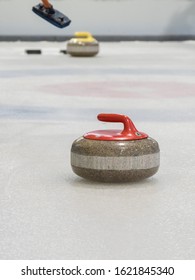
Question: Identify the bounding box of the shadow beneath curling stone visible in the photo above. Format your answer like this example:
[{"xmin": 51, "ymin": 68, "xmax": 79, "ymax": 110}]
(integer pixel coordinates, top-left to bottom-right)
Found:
[{"xmin": 71, "ymin": 176, "xmax": 159, "ymax": 190}]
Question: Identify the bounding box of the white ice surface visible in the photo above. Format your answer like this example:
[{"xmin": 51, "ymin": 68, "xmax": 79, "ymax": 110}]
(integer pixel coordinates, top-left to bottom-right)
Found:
[{"xmin": 0, "ymin": 41, "xmax": 195, "ymax": 260}]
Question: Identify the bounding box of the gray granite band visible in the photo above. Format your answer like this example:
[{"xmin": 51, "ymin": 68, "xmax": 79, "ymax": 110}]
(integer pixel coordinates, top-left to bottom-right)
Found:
[{"xmin": 71, "ymin": 152, "xmax": 160, "ymax": 170}]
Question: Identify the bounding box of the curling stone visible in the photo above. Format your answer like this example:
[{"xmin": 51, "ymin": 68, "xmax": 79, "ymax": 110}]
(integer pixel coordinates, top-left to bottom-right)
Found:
[
  {"xmin": 71, "ymin": 113, "xmax": 160, "ymax": 183},
  {"xmin": 67, "ymin": 32, "xmax": 99, "ymax": 57}
]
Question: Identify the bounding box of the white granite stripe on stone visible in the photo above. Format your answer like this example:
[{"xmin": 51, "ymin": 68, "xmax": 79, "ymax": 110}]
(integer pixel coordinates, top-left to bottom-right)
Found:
[{"xmin": 71, "ymin": 152, "xmax": 160, "ymax": 170}]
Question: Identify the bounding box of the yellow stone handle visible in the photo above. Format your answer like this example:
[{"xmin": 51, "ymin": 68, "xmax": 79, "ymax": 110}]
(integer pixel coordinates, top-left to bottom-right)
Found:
[{"xmin": 74, "ymin": 32, "xmax": 95, "ymax": 42}]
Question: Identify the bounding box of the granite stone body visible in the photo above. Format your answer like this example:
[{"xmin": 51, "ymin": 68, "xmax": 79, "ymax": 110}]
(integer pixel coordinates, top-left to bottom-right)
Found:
[
  {"xmin": 71, "ymin": 137, "xmax": 160, "ymax": 182},
  {"xmin": 67, "ymin": 41, "xmax": 99, "ymax": 57}
]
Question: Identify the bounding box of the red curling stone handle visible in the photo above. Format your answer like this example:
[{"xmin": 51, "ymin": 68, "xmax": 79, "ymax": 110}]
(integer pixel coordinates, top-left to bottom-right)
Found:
[
  {"xmin": 97, "ymin": 113, "xmax": 138, "ymax": 136},
  {"xmin": 84, "ymin": 113, "xmax": 148, "ymax": 140}
]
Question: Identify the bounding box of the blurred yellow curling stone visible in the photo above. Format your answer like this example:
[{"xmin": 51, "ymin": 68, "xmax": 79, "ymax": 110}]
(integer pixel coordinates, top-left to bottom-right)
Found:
[{"xmin": 67, "ymin": 32, "xmax": 99, "ymax": 57}]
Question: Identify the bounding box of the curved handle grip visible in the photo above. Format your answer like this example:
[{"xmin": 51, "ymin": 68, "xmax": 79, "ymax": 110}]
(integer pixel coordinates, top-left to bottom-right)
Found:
[{"xmin": 97, "ymin": 113, "xmax": 138, "ymax": 136}]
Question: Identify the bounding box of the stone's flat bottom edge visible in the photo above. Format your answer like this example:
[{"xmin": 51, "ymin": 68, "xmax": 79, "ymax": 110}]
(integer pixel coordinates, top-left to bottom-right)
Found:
[
  {"xmin": 67, "ymin": 53, "xmax": 98, "ymax": 57},
  {"xmin": 71, "ymin": 165, "xmax": 159, "ymax": 183}
]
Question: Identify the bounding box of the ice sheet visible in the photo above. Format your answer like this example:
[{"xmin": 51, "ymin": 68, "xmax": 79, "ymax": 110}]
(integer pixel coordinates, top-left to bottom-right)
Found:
[{"xmin": 0, "ymin": 41, "xmax": 195, "ymax": 259}]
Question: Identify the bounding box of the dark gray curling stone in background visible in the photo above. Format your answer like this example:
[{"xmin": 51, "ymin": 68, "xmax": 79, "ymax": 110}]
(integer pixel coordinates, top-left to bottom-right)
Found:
[{"xmin": 71, "ymin": 113, "xmax": 160, "ymax": 182}]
